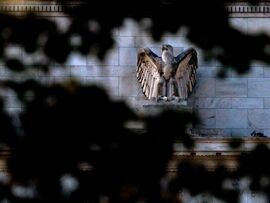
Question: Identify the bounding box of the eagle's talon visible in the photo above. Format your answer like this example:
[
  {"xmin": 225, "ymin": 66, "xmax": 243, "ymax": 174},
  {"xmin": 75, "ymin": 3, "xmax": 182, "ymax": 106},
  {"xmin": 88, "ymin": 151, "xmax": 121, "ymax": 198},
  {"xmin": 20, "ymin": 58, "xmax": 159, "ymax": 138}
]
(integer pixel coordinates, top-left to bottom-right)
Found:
[
  {"xmin": 157, "ymin": 96, "xmax": 168, "ymax": 102},
  {"xmin": 173, "ymin": 96, "xmax": 181, "ymax": 102}
]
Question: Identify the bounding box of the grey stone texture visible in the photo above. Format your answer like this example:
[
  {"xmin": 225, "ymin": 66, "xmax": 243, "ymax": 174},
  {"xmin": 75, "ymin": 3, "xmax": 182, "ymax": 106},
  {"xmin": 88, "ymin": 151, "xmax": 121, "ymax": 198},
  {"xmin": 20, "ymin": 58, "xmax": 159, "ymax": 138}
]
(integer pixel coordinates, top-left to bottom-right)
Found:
[
  {"xmin": 197, "ymin": 109, "xmax": 216, "ymax": 129},
  {"xmin": 231, "ymin": 98, "xmax": 263, "ymax": 109},
  {"xmin": 194, "ymin": 78, "xmax": 216, "ymax": 97},
  {"xmin": 2, "ymin": 18, "xmax": 270, "ymax": 137},
  {"xmin": 195, "ymin": 98, "xmax": 232, "ymax": 109},
  {"xmin": 116, "ymin": 36, "xmax": 135, "ymax": 47},
  {"xmin": 248, "ymin": 78, "xmax": 270, "ymax": 97},
  {"xmin": 216, "ymin": 109, "xmax": 248, "ymax": 129},
  {"xmin": 216, "ymin": 78, "xmax": 247, "ymax": 98},
  {"xmin": 119, "ymin": 48, "xmax": 137, "ymax": 66}
]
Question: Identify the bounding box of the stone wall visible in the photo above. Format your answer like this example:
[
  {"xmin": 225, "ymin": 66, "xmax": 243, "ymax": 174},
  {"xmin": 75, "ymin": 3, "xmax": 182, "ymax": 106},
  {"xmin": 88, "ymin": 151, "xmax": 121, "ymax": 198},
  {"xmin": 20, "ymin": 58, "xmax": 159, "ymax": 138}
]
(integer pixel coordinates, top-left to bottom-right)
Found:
[
  {"xmin": 193, "ymin": 18, "xmax": 270, "ymax": 137},
  {"xmin": 1, "ymin": 3, "xmax": 270, "ymax": 137},
  {"xmin": 48, "ymin": 16, "xmax": 270, "ymax": 137},
  {"xmin": 69, "ymin": 17, "xmax": 270, "ymax": 137}
]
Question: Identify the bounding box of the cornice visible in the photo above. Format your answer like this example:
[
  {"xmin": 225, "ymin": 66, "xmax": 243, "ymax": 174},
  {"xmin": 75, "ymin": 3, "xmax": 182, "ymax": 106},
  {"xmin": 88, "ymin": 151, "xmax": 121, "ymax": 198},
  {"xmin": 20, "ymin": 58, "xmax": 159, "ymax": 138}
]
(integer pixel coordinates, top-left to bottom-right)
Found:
[
  {"xmin": 1, "ymin": 1, "xmax": 270, "ymax": 17},
  {"xmin": 0, "ymin": 1, "xmax": 83, "ymax": 16},
  {"xmin": 173, "ymin": 137, "xmax": 270, "ymax": 159},
  {"xmin": 226, "ymin": 2, "xmax": 270, "ymax": 17}
]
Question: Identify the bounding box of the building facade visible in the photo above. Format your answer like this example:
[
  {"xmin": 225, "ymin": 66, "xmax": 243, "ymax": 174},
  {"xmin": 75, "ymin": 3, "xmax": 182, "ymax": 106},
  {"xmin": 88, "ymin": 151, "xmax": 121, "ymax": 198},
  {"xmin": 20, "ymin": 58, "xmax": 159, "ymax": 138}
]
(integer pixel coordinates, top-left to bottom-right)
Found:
[
  {"xmin": 1, "ymin": 1, "xmax": 270, "ymax": 137},
  {"xmin": 1, "ymin": 1, "xmax": 270, "ymax": 202}
]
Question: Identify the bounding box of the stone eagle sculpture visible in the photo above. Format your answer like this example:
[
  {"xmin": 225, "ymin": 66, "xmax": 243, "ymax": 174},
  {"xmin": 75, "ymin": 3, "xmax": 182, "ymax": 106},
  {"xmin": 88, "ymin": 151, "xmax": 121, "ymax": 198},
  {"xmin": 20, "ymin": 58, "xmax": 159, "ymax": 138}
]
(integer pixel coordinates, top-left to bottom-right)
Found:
[{"xmin": 136, "ymin": 44, "xmax": 198, "ymax": 102}]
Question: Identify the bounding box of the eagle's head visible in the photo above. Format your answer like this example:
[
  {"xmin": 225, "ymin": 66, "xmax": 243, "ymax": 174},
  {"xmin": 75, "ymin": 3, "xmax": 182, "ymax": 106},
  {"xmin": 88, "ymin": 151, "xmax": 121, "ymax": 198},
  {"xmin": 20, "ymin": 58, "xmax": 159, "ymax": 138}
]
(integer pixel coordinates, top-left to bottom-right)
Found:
[
  {"xmin": 162, "ymin": 44, "xmax": 173, "ymax": 54},
  {"xmin": 161, "ymin": 44, "xmax": 174, "ymax": 64}
]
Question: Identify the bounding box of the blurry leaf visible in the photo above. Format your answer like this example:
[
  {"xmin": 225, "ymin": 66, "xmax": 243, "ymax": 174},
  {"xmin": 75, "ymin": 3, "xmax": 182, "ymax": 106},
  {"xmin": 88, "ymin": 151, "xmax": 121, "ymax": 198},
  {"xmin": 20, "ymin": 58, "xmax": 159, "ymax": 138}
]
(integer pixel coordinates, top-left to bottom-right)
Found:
[
  {"xmin": 44, "ymin": 33, "xmax": 71, "ymax": 64},
  {"xmin": 5, "ymin": 58, "xmax": 24, "ymax": 72},
  {"xmin": 229, "ymin": 138, "xmax": 243, "ymax": 149}
]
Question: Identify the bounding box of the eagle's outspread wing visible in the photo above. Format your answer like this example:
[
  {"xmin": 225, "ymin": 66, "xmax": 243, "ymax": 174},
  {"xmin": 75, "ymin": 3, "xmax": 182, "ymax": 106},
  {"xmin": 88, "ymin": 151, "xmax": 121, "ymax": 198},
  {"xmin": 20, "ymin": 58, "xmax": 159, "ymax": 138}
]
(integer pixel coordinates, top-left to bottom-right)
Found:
[
  {"xmin": 175, "ymin": 48, "xmax": 198, "ymax": 99},
  {"xmin": 136, "ymin": 48, "xmax": 162, "ymax": 99}
]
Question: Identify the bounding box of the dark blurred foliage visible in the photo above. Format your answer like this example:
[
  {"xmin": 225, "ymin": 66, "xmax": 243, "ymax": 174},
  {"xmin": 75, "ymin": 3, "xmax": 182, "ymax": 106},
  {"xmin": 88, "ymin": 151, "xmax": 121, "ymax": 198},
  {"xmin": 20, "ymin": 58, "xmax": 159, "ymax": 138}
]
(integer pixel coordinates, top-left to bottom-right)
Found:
[
  {"xmin": 0, "ymin": 0, "xmax": 270, "ymax": 203},
  {"xmin": 0, "ymin": 80, "xmax": 198, "ymax": 203}
]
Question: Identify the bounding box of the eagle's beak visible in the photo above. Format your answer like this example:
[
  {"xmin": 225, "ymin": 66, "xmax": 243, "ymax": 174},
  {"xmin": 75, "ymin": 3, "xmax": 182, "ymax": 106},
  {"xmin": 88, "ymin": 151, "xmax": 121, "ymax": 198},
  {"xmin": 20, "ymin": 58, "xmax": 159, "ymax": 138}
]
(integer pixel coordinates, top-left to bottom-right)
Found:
[{"xmin": 162, "ymin": 45, "xmax": 167, "ymax": 51}]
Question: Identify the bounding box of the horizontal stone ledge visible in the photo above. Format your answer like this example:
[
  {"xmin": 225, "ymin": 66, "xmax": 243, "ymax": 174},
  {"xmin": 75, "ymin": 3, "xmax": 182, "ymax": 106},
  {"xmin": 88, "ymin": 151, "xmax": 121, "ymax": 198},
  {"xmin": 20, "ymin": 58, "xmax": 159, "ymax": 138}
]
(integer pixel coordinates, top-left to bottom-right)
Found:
[
  {"xmin": 1, "ymin": 2, "xmax": 270, "ymax": 17},
  {"xmin": 168, "ymin": 154, "xmax": 239, "ymax": 172},
  {"xmin": 227, "ymin": 4, "xmax": 270, "ymax": 13},
  {"xmin": 174, "ymin": 137, "xmax": 270, "ymax": 153},
  {"xmin": 0, "ymin": 5, "xmax": 63, "ymax": 12},
  {"xmin": 226, "ymin": 2, "xmax": 270, "ymax": 17},
  {"xmin": 169, "ymin": 137, "xmax": 270, "ymax": 172},
  {"xmin": 0, "ymin": 1, "xmax": 83, "ymax": 15}
]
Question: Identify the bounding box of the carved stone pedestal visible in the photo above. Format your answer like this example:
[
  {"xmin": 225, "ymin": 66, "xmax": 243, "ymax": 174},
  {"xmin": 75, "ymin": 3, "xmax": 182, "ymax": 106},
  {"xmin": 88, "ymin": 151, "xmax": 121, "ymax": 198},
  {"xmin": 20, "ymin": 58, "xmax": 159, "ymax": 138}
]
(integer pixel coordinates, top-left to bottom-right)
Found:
[{"xmin": 140, "ymin": 101, "xmax": 193, "ymax": 116}]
